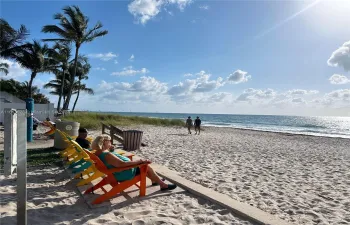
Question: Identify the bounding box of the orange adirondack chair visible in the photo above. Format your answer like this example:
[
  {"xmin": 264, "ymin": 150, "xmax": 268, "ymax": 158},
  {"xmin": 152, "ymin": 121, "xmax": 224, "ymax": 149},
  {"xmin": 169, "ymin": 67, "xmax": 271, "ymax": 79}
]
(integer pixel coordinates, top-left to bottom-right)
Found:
[{"xmin": 83, "ymin": 149, "xmax": 149, "ymax": 204}]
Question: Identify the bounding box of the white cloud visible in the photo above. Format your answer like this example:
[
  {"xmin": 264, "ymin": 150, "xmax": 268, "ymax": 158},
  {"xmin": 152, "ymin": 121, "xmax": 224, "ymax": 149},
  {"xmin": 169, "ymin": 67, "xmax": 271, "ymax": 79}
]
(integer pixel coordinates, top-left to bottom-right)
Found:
[
  {"xmin": 167, "ymin": 79, "xmax": 196, "ymax": 95},
  {"xmin": 236, "ymin": 88, "xmax": 277, "ymax": 102},
  {"xmin": 111, "ymin": 66, "xmax": 149, "ymax": 76},
  {"xmin": 96, "ymin": 77, "xmax": 168, "ymax": 103},
  {"xmin": 193, "ymin": 74, "xmax": 224, "ymax": 92},
  {"xmin": 199, "ymin": 5, "xmax": 209, "ymax": 10},
  {"xmin": 88, "ymin": 52, "xmax": 118, "ymax": 61},
  {"xmin": 227, "ymin": 70, "xmax": 251, "ymax": 84},
  {"xmin": 168, "ymin": 0, "xmax": 192, "ymax": 11},
  {"xmin": 309, "ymin": 89, "xmax": 350, "ymax": 107},
  {"xmin": 130, "ymin": 76, "xmax": 168, "ymax": 93},
  {"xmin": 329, "ymin": 74, "xmax": 350, "ymax": 85},
  {"xmin": 199, "ymin": 92, "xmax": 233, "ymax": 104},
  {"xmin": 324, "ymin": 89, "xmax": 350, "ymax": 102},
  {"xmin": 285, "ymin": 89, "xmax": 319, "ymax": 96},
  {"xmin": 128, "ymin": 0, "xmax": 192, "ymax": 24},
  {"xmin": 128, "ymin": 0, "xmax": 164, "ymax": 25},
  {"xmin": 184, "ymin": 73, "xmax": 193, "ymax": 77},
  {"xmin": 93, "ymin": 67, "xmax": 106, "ymax": 71},
  {"xmin": 0, "ymin": 58, "xmax": 28, "ymax": 79},
  {"xmin": 129, "ymin": 54, "xmax": 135, "ymax": 62},
  {"xmin": 98, "ymin": 77, "xmax": 167, "ymax": 94},
  {"xmin": 114, "ymin": 60, "xmax": 118, "ymax": 64},
  {"xmin": 291, "ymin": 97, "xmax": 306, "ymax": 104},
  {"xmin": 327, "ymin": 40, "xmax": 350, "ymax": 71},
  {"xmin": 97, "ymin": 80, "xmax": 132, "ymax": 93},
  {"xmin": 168, "ymin": 71, "xmax": 224, "ymax": 95}
]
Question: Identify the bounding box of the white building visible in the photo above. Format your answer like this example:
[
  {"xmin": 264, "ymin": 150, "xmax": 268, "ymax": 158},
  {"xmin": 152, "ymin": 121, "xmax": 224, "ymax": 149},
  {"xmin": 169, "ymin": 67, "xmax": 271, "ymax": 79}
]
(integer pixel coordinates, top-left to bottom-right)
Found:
[{"xmin": 0, "ymin": 91, "xmax": 55, "ymax": 125}]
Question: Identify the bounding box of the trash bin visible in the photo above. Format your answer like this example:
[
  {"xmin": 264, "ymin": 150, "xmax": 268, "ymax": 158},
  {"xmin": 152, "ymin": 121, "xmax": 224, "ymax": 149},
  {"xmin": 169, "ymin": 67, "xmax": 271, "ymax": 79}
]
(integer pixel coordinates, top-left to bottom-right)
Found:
[
  {"xmin": 54, "ymin": 121, "xmax": 80, "ymax": 149},
  {"xmin": 123, "ymin": 130, "xmax": 143, "ymax": 151}
]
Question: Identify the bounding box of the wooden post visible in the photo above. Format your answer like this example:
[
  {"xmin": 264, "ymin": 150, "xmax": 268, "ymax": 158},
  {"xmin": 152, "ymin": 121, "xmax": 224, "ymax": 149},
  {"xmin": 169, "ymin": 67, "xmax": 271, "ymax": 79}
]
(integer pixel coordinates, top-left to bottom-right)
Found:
[
  {"xmin": 102, "ymin": 123, "xmax": 105, "ymax": 134},
  {"xmin": 110, "ymin": 126, "xmax": 114, "ymax": 145},
  {"xmin": 17, "ymin": 109, "xmax": 27, "ymax": 225}
]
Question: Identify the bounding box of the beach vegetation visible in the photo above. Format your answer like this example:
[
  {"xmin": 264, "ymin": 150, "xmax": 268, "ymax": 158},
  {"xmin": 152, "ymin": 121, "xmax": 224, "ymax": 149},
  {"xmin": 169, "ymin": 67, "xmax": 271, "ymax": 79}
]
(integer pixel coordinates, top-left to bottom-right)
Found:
[{"xmin": 62, "ymin": 112, "xmax": 185, "ymax": 129}]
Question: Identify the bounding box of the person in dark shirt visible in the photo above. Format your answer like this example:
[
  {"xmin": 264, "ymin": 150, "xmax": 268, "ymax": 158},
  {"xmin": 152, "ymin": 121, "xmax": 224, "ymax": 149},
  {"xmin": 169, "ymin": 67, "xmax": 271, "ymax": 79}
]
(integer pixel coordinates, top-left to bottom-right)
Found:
[
  {"xmin": 76, "ymin": 128, "xmax": 91, "ymax": 149},
  {"xmin": 186, "ymin": 116, "xmax": 193, "ymax": 134},
  {"xmin": 194, "ymin": 116, "xmax": 201, "ymax": 135}
]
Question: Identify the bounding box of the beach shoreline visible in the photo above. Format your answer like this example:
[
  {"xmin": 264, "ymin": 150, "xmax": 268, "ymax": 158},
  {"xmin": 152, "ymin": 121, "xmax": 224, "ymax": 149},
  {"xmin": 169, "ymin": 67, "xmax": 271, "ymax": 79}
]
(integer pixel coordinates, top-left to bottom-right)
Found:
[{"xmin": 199, "ymin": 125, "xmax": 350, "ymax": 140}]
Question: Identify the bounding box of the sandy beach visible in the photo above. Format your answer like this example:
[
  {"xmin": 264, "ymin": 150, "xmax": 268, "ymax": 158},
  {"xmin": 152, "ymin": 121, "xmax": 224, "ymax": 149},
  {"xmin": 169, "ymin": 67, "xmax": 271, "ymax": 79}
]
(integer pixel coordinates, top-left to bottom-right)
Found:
[
  {"xmin": 0, "ymin": 126, "xmax": 254, "ymax": 225},
  {"xmin": 0, "ymin": 166, "xmax": 254, "ymax": 225},
  {"xmin": 106, "ymin": 125, "xmax": 350, "ymax": 225},
  {"xmin": 1, "ymin": 125, "xmax": 349, "ymax": 225}
]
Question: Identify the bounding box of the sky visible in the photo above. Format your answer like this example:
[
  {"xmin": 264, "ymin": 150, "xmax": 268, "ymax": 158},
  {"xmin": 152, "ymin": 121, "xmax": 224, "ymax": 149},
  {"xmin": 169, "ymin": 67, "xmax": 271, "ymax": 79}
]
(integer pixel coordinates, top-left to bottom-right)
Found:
[{"xmin": 1, "ymin": 0, "xmax": 350, "ymax": 116}]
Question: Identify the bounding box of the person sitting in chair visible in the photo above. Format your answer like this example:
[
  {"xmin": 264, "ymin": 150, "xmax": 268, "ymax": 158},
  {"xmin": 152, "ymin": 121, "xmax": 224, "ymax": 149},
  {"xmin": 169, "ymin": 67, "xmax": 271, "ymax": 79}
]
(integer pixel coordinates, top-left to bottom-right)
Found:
[
  {"xmin": 91, "ymin": 135, "xmax": 177, "ymax": 191},
  {"xmin": 76, "ymin": 128, "xmax": 91, "ymax": 149}
]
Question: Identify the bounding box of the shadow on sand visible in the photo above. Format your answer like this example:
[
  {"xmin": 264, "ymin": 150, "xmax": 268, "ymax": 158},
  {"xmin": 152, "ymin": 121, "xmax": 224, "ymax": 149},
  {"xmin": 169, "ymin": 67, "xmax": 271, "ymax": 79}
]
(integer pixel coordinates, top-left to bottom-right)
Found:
[{"xmin": 1, "ymin": 165, "xmax": 190, "ymax": 225}]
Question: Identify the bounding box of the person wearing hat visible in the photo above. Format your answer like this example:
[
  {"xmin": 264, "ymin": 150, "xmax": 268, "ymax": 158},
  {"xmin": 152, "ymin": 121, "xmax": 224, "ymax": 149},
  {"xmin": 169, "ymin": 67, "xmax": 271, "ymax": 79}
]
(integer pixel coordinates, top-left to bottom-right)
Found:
[
  {"xmin": 186, "ymin": 116, "xmax": 193, "ymax": 134},
  {"xmin": 194, "ymin": 116, "xmax": 201, "ymax": 135},
  {"xmin": 76, "ymin": 128, "xmax": 91, "ymax": 149}
]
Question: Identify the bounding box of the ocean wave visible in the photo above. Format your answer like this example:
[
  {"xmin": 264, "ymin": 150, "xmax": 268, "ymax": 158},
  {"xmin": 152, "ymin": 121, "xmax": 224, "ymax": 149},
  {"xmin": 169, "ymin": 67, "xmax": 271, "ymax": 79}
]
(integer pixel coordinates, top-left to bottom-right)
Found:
[{"xmin": 202, "ymin": 123, "xmax": 350, "ymax": 139}]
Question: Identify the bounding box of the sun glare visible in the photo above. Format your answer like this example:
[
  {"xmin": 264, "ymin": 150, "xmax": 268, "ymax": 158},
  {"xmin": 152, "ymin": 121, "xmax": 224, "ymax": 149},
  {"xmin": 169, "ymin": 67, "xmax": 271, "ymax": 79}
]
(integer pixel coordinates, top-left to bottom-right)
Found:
[{"xmin": 302, "ymin": 0, "xmax": 350, "ymax": 35}]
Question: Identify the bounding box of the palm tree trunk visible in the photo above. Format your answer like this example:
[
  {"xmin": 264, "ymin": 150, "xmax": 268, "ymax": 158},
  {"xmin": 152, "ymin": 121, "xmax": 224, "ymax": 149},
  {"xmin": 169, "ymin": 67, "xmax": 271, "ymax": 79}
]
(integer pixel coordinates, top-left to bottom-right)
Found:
[
  {"xmin": 63, "ymin": 45, "xmax": 79, "ymax": 110},
  {"xmin": 28, "ymin": 72, "xmax": 36, "ymax": 98},
  {"xmin": 57, "ymin": 68, "xmax": 65, "ymax": 112},
  {"xmin": 71, "ymin": 78, "xmax": 81, "ymax": 113}
]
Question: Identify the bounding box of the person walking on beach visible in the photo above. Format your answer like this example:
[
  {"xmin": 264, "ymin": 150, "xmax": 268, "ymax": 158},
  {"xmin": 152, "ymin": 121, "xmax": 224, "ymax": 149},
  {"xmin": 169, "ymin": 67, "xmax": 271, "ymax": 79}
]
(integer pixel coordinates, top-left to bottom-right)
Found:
[
  {"xmin": 194, "ymin": 116, "xmax": 201, "ymax": 135},
  {"xmin": 186, "ymin": 116, "xmax": 193, "ymax": 134}
]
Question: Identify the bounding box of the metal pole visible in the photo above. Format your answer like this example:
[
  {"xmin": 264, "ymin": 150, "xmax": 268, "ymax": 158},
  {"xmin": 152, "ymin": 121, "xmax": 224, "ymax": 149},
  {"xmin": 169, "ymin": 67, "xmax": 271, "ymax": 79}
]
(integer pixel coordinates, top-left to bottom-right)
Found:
[
  {"xmin": 26, "ymin": 98, "xmax": 34, "ymax": 142},
  {"xmin": 17, "ymin": 109, "xmax": 27, "ymax": 225}
]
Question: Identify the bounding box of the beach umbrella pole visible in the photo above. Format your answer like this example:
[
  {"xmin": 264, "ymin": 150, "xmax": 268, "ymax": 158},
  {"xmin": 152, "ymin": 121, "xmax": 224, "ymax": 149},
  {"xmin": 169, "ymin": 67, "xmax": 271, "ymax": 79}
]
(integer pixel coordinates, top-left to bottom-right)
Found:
[{"xmin": 26, "ymin": 98, "xmax": 34, "ymax": 142}]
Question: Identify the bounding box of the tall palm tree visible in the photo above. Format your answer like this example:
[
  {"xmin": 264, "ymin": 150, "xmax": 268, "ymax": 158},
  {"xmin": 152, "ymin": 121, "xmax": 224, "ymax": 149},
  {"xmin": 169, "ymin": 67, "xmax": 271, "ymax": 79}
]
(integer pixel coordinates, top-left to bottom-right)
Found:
[
  {"xmin": 0, "ymin": 62, "xmax": 9, "ymax": 75},
  {"xmin": 14, "ymin": 40, "xmax": 56, "ymax": 98},
  {"xmin": 50, "ymin": 42, "xmax": 72, "ymax": 112},
  {"xmin": 71, "ymin": 56, "xmax": 91, "ymax": 112},
  {"xmin": 42, "ymin": 5, "xmax": 108, "ymax": 110},
  {"xmin": 0, "ymin": 18, "xmax": 29, "ymax": 59}
]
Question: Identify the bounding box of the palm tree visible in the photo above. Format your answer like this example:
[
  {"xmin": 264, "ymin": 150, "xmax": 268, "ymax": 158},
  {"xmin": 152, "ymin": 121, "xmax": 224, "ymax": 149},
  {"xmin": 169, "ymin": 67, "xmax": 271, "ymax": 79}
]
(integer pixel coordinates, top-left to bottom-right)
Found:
[
  {"xmin": 0, "ymin": 79, "xmax": 50, "ymax": 103},
  {"xmin": 71, "ymin": 56, "xmax": 91, "ymax": 112},
  {"xmin": 44, "ymin": 70, "xmax": 93, "ymax": 108},
  {"xmin": 0, "ymin": 78, "xmax": 19, "ymax": 94},
  {"xmin": 50, "ymin": 42, "xmax": 72, "ymax": 112},
  {"xmin": 44, "ymin": 73, "xmax": 71, "ymax": 103},
  {"xmin": 0, "ymin": 18, "xmax": 29, "ymax": 59},
  {"xmin": 13, "ymin": 40, "xmax": 56, "ymax": 98},
  {"xmin": 0, "ymin": 62, "xmax": 9, "ymax": 75},
  {"xmin": 42, "ymin": 5, "xmax": 108, "ymax": 111}
]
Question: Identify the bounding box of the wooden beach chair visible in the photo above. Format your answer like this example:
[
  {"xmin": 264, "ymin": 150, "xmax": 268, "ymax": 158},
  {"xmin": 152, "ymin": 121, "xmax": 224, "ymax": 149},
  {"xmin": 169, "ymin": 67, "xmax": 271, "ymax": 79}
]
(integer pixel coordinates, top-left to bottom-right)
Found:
[
  {"xmin": 68, "ymin": 140, "xmax": 105, "ymax": 186},
  {"xmin": 83, "ymin": 149, "xmax": 149, "ymax": 204},
  {"xmin": 43, "ymin": 120, "xmax": 56, "ymax": 137},
  {"xmin": 56, "ymin": 130, "xmax": 79, "ymax": 161}
]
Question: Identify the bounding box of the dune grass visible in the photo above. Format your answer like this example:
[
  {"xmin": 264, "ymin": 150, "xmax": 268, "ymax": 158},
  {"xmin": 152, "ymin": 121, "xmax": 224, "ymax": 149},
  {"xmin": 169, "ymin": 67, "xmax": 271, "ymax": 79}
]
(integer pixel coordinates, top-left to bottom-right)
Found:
[{"xmin": 61, "ymin": 112, "xmax": 185, "ymax": 129}]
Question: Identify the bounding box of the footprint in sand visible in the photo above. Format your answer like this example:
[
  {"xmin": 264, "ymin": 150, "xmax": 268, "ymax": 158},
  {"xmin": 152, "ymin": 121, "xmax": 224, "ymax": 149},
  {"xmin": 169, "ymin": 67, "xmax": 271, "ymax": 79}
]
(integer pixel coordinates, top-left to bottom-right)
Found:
[{"xmin": 131, "ymin": 220, "xmax": 146, "ymax": 225}]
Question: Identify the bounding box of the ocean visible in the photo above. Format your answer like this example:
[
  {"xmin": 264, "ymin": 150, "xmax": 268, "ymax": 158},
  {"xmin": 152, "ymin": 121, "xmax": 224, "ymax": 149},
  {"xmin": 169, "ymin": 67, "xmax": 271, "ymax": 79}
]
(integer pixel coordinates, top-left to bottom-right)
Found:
[{"xmin": 103, "ymin": 112, "xmax": 350, "ymax": 139}]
